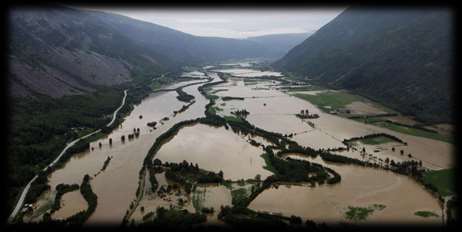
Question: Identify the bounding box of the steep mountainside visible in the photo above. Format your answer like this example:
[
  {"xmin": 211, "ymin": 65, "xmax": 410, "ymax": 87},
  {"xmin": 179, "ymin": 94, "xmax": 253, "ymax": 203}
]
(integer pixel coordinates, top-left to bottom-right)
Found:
[
  {"xmin": 8, "ymin": 6, "xmax": 277, "ymax": 98},
  {"xmin": 247, "ymin": 33, "xmax": 311, "ymax": 59},
  {"xmin": 274, "ymin": 8, "xmax": 453, "ymax": 123}
]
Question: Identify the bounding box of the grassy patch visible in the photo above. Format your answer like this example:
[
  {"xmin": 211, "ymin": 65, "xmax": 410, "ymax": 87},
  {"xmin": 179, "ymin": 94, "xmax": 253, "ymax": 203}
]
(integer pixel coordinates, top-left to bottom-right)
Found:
[
  {"xmin": 281, "ymin": 85, "xmax": 325, "ymax": 92},
  {"xmin": 373, "ymin": 121, "xmax": 451, "ymax": 143},
  {"xmin": 352, "ymin": 117, "xmax": 387, "ymax": 124},
  {"xmin": 414, "ymin": 211, "xmax": 439, "ymax": 218},
  {"xmin": 222, "ymin": 181, "xmax": 260, "ymax": 208},
  {"xmin": 422, "ymin": 168, "xmax": 454, "ymax": 197},
  {"xmin": 358, "ymin": 135, "xmax": 396, "ymax": 145},
  {"xmin": 292, "ymin": 91, "xmax": 363, "ymax": 111},
  {"xmin": 150, "ymin": 82, "xmax": 162, "ymax": 91},
  {"xmin": 344, "ymin": 204, "xmax": 386, "ymax": 222}
]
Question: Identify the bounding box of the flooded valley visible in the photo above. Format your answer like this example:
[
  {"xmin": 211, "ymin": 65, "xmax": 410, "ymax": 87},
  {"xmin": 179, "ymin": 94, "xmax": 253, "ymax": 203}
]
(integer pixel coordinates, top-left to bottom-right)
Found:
[{"xmin": 20, "ymin": 63, "xmax": 453, "ymax": 226}]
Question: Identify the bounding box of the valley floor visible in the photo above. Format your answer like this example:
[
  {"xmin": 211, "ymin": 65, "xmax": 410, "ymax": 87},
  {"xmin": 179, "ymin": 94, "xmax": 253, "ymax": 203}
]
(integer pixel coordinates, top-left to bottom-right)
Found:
[{"xmin": 12, "ymin": 62, "xmax": 455, "ymax": 227}]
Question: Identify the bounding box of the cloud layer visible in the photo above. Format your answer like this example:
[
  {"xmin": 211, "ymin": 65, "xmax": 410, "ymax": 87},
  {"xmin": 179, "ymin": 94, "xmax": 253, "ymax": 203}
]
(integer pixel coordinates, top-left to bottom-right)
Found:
[{"xmin": 83, "ymin": 8, "xmax": 345, "ymax": 38}]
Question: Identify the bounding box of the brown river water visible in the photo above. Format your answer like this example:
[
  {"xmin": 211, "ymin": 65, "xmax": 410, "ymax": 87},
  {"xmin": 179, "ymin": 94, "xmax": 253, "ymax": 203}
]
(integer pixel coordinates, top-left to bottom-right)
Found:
[
  {"xmin": 33, "ymin": 75, "xmax": 221, "ymax": 224},
  {"xmin": 212, "ymin": 78, "xmax": 453, "ymax": 170},
  {"xmin": 248, "ymin": 154, "xmax": 442, "ymax": 224},
  {"xmin": 154, "ymin": 123, "xmax": 273, "ymax": 181},
  {"xmin": 23, "ymin": 67, "xmax": 451, "ymax": 225}
]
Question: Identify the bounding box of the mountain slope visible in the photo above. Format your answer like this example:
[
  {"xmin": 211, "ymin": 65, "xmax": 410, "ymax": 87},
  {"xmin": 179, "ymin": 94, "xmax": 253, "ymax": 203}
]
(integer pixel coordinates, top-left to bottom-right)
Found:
[
  {"xmin": 247, "ymin": 33, "xmax": 311, "ymax": 59},
  {"xmin": 8, "ymin": 6, "xmax": 274, "ymax": 98},
  {"xmin": 274, "ymin": 8, "xmax": 453, "ymax": 123}
]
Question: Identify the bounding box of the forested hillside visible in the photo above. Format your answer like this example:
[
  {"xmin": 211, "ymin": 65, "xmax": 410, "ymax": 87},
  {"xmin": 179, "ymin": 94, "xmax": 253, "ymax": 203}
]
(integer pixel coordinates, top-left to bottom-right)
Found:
[{"xmin": 275, "ymin": 8, "xmax": 453, "ymax": 123}]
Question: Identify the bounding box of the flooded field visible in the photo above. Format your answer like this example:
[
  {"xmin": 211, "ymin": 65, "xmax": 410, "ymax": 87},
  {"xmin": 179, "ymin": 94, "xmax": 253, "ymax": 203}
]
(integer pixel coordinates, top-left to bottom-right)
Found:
[
  {"xmin": 130, "ymin": 172, "xmax": 232, "ymax": 224},
  {"xmin": 220, "ymin": 62, "xmax": 253, "ymax": 67},
  {"xmin": 51, "ymin": 190, "xmax": 88, "ymax": 220},
  {"xmin": 181, "ymin": 71, "xmax": 208, "ymax": 79},
  {"xmin": 191, "ymin": 184, "xmax": 232, "ymax": 223},
  {"xmin": 211, "ymin": 77, "xmax": 453, "ymax": 170},
  {"xmin": 154, "ymin": 124, "xmax": 273, "ymax": 180},
  {"xmin": 29, "ymin": 77, "xmax": 220, "ymax": 223},
  {"xmin": 249, "ymin": 154, "xmax": 442, "ymax": 224},
  {"xmin": 130, "ymin": 171, "xmax": 196, "ymax": 224},
  {"xmin": 212, "ymin": 68, "xmax": 283, "ymax": 77},
  {"xmin": 20, "ymin": 64, "xmax": 452, "ymax": 226}
]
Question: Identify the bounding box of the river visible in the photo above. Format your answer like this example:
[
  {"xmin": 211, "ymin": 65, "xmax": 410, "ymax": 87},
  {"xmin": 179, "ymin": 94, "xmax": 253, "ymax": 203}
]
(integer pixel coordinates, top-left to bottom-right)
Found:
[{"xmin": 19, "ymin": 65, "xmax": 452, "ymax": 225}]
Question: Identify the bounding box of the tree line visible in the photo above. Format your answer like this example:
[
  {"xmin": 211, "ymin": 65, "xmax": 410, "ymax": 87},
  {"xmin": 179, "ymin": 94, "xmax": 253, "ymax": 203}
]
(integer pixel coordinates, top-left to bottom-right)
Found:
[{"xmin": 42, "ymin": 174, "xmax": 97, "ymax": 225}]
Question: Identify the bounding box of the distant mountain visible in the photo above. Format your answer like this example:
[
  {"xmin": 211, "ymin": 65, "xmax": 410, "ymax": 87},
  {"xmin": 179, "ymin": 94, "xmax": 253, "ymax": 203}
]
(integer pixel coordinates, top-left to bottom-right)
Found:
[
  {"xmin": 8, "ymin": 6, "xmax": 283, "ymax": 98},
  {"xmin": 274, "ymin": 8, "xmax": 453, "ymax": 123},
  {"xmin": 247, "ymin": 33, "xmax": 311, "ymax": 59}
]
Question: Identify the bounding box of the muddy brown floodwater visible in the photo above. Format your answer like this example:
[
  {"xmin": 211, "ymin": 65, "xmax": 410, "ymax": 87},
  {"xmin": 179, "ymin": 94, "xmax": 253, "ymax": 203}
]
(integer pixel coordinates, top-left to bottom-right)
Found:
[
  {"xmin": 131, "ymin": 172, "xmax": 232, "ymax": 224},
  {"xmin": 30, "ymin": 76, "xmax": 221, "ymax": 224},
  {"xmin": 23, "ymin": 65, "xmax": 452, "ymax": 226},
  {"xmin": 192, "ymin": 184, "xmax": 232, "ymax": 224},
  {"xmin": 249, "ymin": 154, "xmax": 443, "ymax": 224},
  {"xmin": 212, "ymin": 68, "xmax": 283, "ymax": 77},
  {"xmin": 154, "ymin": 123, "xmax": 273, "ymax": 181},
  {"xmin": 51, "ymin": 190, "xmax": 88, "ymax": 220},
  {"xmin": 212, "ymin": 77, "xmax": 453, "ymax": 170}
]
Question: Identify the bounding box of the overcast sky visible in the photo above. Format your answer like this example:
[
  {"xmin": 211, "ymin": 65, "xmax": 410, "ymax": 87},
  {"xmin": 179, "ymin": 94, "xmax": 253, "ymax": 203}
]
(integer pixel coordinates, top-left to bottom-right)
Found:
[{"xmin": 84, "ymin": 8, "xmax": 345, "ymax": 38}]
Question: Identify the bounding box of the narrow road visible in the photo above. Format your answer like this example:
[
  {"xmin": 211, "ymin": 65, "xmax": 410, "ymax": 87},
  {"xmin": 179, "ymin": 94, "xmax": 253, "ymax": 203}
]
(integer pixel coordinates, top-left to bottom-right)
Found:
[
  {"xmin": 107, "ymin": 90, "xmax": 128, "ymax": 127},
  {"xmin": 8, "ymin": 89, "xmax": 128, "ymax": 223},
  {"xmin": 442, "ymin": 195, "xmax": 453, "ymax": 225}
]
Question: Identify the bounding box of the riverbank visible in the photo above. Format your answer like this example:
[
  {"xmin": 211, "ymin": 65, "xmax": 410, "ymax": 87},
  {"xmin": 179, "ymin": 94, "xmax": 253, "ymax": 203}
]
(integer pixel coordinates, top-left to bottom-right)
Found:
[
  {"xmin": 19, "ymin": 76, "xmax": 218, "ymax": 224},
  {"xmin": 8, "ymin": 72, "xmax": 193, "ymax": 223},
  {"xmin": 9, "ymin": 88, "xmax": 129, "ymax": 222},
  {"xmin": 11, "ymin": 63, "xmax": 453, "ymax": 227},
  {"xmin": 8, "ymin": 87, "xmax": 128, "ymax": 220},
  {"xmin": 127, "ymin": 67, "xmax": 451, "ymax": 227}
]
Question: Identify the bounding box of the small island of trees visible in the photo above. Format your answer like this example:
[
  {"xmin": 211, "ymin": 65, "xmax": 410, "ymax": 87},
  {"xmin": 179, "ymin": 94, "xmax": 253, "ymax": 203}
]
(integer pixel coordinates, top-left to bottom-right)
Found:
[{"xmin": 295, "ymin": 109, "xmax": 319, "ymax": 119}]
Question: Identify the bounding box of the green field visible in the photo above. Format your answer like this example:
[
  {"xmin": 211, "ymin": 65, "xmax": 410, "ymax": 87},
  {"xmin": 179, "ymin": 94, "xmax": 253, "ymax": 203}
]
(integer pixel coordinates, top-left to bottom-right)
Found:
[
  {"xmin": 281, "ymin": 85, "xmax": 325, "ymax": 92},
  {"xmin": 149, "ymin": 82, "xmax": 162, "ymax": 91},
  {"xmin": 358, "ymin": 136, "xmax": 397, "ymax": 145},
  {"xmin": 422, "ymin": 168, "xmax": 454, "ymax": 197},
  {"xmin": 373, "ymin": 121, "xmax": 452, "ymax": 143},
  {"xmin": 352, "ymin": 117, "xmax": 388, "ymax": 124},
  {"xmin": 291, "ymin": 91, "xmax": 364, "ymax": 111},
  {"xmin": 292, "ymin": 88, "xmax": 452, "ymax": 144}
]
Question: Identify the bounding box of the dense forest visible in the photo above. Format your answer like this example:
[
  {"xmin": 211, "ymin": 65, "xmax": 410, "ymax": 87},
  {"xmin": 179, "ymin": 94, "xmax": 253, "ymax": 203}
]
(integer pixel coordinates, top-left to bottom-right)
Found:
[{"xmin": 275, "ymin": 8, "xmax": 453, "ymax": 123}]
